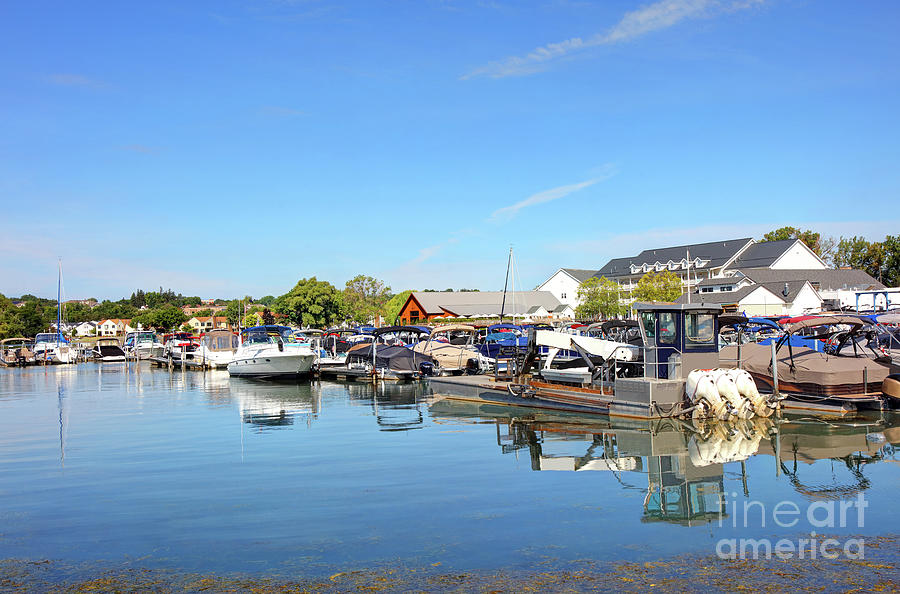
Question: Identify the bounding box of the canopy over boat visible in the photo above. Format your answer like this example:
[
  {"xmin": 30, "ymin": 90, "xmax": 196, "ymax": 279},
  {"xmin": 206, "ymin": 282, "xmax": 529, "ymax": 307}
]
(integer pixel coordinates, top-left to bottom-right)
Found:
[
  {"xmin": 373, "ymin": 325, "xmax": 431, "ymax": 336},
  {"xmin": 347, "ymin": 344, "xmax": 434, "ymax": 373},
  {"xmin": 599, "ymin": 320, "xmax": 639, "ymax": 333},
  {"xmin": 488, "ymin": 323, "xmax": 521, "ymax": 332},
  {"xmin": 431, "ymin": 324, "xmax": 476, "ymax": 334},
  {"xmin": 203, "ymin": 329, "xmax": 238, "ymax": 351},
  {"xmin": 784, "ymin": 315, "xmax": 865, "ymax": 334}
]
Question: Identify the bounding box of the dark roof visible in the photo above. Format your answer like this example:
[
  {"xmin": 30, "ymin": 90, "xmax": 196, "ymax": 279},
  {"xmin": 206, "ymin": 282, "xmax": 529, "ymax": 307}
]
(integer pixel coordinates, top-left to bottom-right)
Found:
[
  {"xmin": 737, "ymin": 268, "xmax": 884, "ymax": 291},
  {"xmin": 729, "ymin": 239, "xmax": 799, "ymax": 269},
  {"xmin": 678, "ymin": 280, "xmax": 817, "ymax": 305},
  {"xmin": 594, "ymin": 257, "xmax": 636, "ymax": 278},
  {"xmin": 595, "ymin": 238, "xmax": 752, "ymax": 278},
  {"xmin": 676, "ymin": 285, "xmax": 776, "ymax": 305},
  {"xmin": 561, "ymin": 268, "xmax": 597, "ymax": 283}
]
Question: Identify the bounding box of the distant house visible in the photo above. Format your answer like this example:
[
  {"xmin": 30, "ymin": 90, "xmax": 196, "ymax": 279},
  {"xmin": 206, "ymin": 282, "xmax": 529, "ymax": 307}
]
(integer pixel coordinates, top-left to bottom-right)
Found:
[
  {"xmin": 536, "ymin": 268, "xmax": 597, "ymax": 309},
  {"xmin": 397, "ymin": 291, "xmax": 571, "ymax": 324},
  {"xmin": 97, "ymin": 319, "xmax": 133, "ymax": 336},
  {"xmin": 187, "ymin": 316, "xmax": 232, "ymax": 333},
  {"xmin": 65, "ymin": 299, "xmax": 98, "ymax": 307},
  {"xmin": 74, "ymin": 321, "xmax": 98, "ymax": 337},
  {"xmin": 182, "ymin": 305, "xmax": 226, "ymax": 316}
]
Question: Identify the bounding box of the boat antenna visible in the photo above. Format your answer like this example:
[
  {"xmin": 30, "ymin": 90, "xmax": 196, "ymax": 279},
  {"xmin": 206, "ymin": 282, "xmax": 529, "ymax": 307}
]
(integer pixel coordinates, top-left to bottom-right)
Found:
[{"xmin": 500, "ymin": 246, "xmax": 512, "ymax": 322}]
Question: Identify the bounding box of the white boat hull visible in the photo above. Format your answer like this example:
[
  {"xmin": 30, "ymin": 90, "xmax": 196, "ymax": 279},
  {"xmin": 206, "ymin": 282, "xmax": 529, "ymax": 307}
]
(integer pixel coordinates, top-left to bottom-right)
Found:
[
  {"xmin": 33, "ymin": 344, "xmax": 76, "ymax": 364},
  {"xmin": 228, "ymin": 346, "xmax": 315, "ymax": 378}
]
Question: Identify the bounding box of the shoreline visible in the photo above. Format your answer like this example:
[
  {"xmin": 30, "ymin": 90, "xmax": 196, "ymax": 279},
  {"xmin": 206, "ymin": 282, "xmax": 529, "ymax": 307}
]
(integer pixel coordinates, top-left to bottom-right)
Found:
[{"xmin": 2, "ymin": 536, "xmax": 897, "ymax": 592}]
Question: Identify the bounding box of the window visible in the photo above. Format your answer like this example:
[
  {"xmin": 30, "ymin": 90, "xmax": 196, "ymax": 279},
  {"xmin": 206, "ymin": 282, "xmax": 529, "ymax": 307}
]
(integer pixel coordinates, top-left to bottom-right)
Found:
[
  {"xmin": 409, "ymin": 310, "xmax": 419, "ymax": 323},
  {"xmin": 560, "ymin": 292, "xmax": 567, "ymax": 300},
  {"xmin": 701, "ymin": 287, "xmax": 714, "ymax": 293},
  {"xmin": 658, "ymin": 313, "xmax": 677, "ymax": 344},
  {"xmin": 641, "ymin": 312, "xmax": 656, "ymax": 341},
  {"xmin": 721, "ymin": 286, "xmax": 732, "ymax": 292},
  {"xmin": 685, "ymin": 313, "xmax": 715, "ymax": 347}
]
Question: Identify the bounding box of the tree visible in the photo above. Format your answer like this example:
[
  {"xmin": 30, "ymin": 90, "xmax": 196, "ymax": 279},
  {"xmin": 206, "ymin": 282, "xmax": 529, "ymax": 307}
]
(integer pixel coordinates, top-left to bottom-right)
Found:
[
  {"xmin": 258, "ymin": 295, "xmax": 276, "ymax": 306},
  {"xmin": 761, "ymin": 226, "xmax": 834, "ymax": 262},
  {"xmin": 833, "ymin": 236, "xmax": 885, "ymax": 282},
  {"xmin": 881, "ymin": 235, "xmax": 900, "ymax": 287},
  {"xmin": 261, "ymin": 308, "xmax": 275, "ymax": 325},
  {"xmin": 575, "ymin": 277, "xmax": 626, "ymax": 320},
  {"xmin": 382, "ymin": 290, "xmax": 413, "ymax": 325},
  {"xmin": 343, "ymin": 275, "xmax": 390, "ymax": 324},
  {"xmin": 275, "ymin": 278, "xmax": 342, "ymax": 328},
  {"xmin": 632, "ymin": 271, "xmax": 683, "ymax": 303},
  {"xmin": 192, "ymin": 308, "xmax": 213, "ymax": 318},
  {"xmin": 224, "ymin": 300, "xmax": 244, "ymax": 327}
]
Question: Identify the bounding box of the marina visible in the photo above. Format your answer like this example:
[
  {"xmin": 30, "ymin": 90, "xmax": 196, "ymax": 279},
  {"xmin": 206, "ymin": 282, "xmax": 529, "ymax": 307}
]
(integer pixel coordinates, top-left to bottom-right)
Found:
[{"xmin": 0, "ymin": 363, "xmax": 897, "ymax": 586}]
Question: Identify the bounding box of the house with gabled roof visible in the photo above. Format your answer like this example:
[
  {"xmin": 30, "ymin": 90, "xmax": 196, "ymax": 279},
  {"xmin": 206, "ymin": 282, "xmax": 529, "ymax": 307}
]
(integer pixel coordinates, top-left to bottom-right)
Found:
[
  {"xmin": 536, "ymin": 268, "xmax": 598, "ymax": 308},
  {"xmin": 677, "ymin": 267, "xmax": 882, "ymax": 315},
  {"xmin": 97, "ymin": 319, "xmax": 133, "ymax": 336},
  {"xmin": 397, "ymin": 291, "xmax": 572, "ymax": 324}
]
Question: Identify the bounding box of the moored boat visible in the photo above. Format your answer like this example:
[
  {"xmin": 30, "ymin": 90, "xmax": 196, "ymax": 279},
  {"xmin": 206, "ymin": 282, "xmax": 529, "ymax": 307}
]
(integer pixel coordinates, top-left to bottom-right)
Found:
[{"xmin": 228, "ymin": 325, "xmax": 315, "ymax": 379}]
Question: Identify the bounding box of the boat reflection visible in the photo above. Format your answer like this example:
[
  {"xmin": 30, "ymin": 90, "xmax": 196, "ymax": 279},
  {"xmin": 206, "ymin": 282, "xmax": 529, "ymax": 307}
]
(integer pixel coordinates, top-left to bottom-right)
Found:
[
  {"xmin": 428, "ymin": 399, "xmax": 898, "ymax": 526},
  {"xmin": 341, "ymin": 380, "xmax": 428, "ymax": 432},
  {"xmin": 235, "ymin": 380, "xmax": 321, "ymax": 430}
]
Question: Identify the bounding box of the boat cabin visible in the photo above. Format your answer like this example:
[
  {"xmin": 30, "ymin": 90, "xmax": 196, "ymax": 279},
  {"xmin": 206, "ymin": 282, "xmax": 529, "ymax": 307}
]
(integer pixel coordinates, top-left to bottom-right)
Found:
[{"xmin": 635, "ymin": 303, "xmax": 722, "ymax": 380}]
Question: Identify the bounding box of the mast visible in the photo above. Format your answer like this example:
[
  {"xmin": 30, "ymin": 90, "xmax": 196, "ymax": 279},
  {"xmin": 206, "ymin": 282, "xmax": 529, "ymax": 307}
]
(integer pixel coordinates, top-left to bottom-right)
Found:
[
  {"xmin": 57, "ymin": 259, "xmax": 62, "ymax": 346},
  {"xmin": 499, "ymin": 246, "xmax": 512, "ymax": 322}
]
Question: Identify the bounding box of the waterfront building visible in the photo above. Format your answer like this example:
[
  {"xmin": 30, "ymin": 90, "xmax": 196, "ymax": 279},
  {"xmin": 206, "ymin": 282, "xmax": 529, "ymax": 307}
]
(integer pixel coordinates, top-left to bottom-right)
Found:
[
  {"xmin": 97, "ymin": 318, "xmax": 133, "ymax": 336},
  {"xmin": 187, "ymin": 316, "xmax": 232, "ymax": 333},
  {"xmin": 536, "ymin": 268, "xmax": 598, "ymax": 309},
  {"xmin": 397, "ymin": 291, "xmax": 573, "ymax": 325}
]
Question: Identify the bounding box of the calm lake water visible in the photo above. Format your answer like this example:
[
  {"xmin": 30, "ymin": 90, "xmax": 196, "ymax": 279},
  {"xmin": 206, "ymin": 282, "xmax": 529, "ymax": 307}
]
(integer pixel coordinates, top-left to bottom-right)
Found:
[{"xmin": 1, "ymin": 364, "xmax": 898, "ymax": 578}]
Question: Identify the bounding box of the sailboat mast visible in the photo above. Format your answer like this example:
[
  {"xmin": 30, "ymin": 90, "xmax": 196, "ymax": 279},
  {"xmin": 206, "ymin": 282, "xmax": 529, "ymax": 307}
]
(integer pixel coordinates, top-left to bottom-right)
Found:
[
  {"xmin": 57, "ymin": 259, "xmax": 62, "ymax": 345},
  {"xmin": 499, "ymin": 246, "xmax": 512, "ymax": 322}
]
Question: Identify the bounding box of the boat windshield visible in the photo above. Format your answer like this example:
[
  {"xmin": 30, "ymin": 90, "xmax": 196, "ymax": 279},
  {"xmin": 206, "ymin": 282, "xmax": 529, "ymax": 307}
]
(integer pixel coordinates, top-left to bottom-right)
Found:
[
  {"xmin": 34, "ymin": 333, "xmax": 67, "ymax": 344},
  {"xmin": 243, "ymin": 328, "xmax": 297, "ymax": 345}
]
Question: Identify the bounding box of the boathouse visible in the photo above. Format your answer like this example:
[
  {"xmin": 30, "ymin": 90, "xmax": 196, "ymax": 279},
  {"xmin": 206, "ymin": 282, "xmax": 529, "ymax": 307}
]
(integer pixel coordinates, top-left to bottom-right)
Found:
[{"xmin": 397, "ymin": 291, "xmax": 572, "ymax": 324}]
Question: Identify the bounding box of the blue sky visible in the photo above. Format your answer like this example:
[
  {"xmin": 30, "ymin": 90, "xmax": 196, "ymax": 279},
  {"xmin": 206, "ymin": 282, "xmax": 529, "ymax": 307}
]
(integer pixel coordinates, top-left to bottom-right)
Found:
[{"xmin": 2, "ymin": 0, "xmax": 898, "ymax": 300}]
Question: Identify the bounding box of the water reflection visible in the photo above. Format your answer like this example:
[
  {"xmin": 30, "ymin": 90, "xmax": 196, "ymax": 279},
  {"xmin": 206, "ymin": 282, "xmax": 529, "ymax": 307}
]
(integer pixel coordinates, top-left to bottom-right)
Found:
[
  {"xmin": 342, "ymin": 381, "xmax": 428, "ymax": 432},
  {"xmin": 236, "ymin": 380, "xmax": 320, "ymax": 430},
  {"xmin": 428, "ymin": 399, "xmax": 898, "ymax": 526}
]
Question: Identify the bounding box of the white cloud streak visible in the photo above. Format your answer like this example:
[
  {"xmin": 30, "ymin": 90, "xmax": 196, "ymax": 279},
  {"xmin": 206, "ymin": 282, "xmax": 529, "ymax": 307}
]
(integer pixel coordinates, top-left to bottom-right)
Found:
[
  {"xmin": 490, "ymin": 165, "xmax": 616, "ymax": 222},
  {"xmin": 462, "ymin": 0, "xmax": 763, "ymax": 79}
]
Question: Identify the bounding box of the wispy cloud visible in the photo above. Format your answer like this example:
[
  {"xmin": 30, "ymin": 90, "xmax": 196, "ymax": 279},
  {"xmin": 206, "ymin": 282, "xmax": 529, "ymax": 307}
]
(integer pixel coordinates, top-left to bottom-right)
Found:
[
  {"xmin": 462, "ymin": 0, "xmax": 764, "ymax": 79},
  {"xmin": 43, "ymin": 73, "xmax": 107, "ymax": 88},
  {"xmin": 490, "ymin": 165, "xmax": 616, "ymax": 222}
]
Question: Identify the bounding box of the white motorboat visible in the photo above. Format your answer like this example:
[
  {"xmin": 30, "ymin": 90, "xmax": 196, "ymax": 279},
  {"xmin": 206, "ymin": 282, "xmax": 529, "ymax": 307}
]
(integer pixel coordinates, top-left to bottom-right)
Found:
[
  {"xmin": 123, "ymin": 330, "xmax": 159, "ymax": 359},
  {"xmin": 92, "ymin": 337, "xmax": 127, "ymax": 362},
  {"xmin": 33, "ymin": 332, "xmax": 76, "ymax": 364},
  {"xmin": 196, "ymin": 329, "xmax": 239, "ymax": 368},
  {"xmin": 228, "ymin": 325, "xmax": 316, "ymax": 378}
]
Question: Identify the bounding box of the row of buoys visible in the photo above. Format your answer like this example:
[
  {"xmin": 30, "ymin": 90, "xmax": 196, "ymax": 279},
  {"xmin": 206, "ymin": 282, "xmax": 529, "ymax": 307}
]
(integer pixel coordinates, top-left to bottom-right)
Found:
[{"xmin": 685, "ymin": 368, "xmax": 775, "ymax": 421}]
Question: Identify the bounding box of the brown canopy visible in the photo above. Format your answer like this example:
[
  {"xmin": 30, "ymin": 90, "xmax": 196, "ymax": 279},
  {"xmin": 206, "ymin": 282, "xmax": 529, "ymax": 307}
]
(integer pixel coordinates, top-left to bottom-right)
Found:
[{"xmin": 785, "ymin": 315, "xmax": 864, "ymax": 334}]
